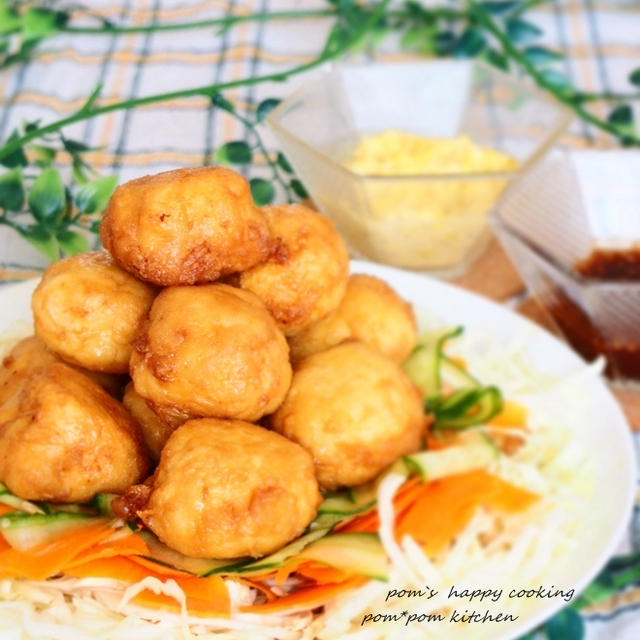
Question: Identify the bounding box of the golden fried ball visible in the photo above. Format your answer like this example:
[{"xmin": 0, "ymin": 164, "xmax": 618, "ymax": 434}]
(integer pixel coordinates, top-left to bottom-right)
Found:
[
  {"xmin": 237, "ymin": 203, "xmax": 349, "ymax": 336},
  {"xmin": 0, "ymin": 363, "xmax": 150, "ymax": 502},
  {"xmin": 289, "ymin": 274, "xmax": 417, "ymax": 363},
  {"xmin": 138, "ymin": 419, "xmax": 321, "ymax": 558},
  {"xmin": 130, "ymin": 284, "xmax": 292, "ymax": 421},
  {"xmin": 31, "ymin": 252, "xmax": 156, "ymax": 374},
  {"xmin": 101, "ymin": 167, "xmax": 271, "ymax": 286},
  {"xmin": 271, "ymin": 341, "xmax": 424, "ymax": 490},
  {"xmin": 123, "ymin": 382, "xmax": 184, "ymax": 460},
  {"xmin": 0, "ymin": 336, "xmax": 124, "ymax": 401}
]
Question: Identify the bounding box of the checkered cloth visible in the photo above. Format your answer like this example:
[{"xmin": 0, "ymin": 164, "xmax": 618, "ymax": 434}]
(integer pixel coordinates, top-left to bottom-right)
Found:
[
  {"xmin": 1, "ymin": 1, "xmax": 640, "ymax": 637},
  {"xmin": 1, "ymin": 0, "xmax": 639, "ymax": 280}
]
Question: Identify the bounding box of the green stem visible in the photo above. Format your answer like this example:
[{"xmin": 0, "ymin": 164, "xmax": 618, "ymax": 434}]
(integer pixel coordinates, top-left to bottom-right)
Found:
[
  {"xmin": 233, "ymin": 110, "xmax": 292, "ymax": 198},
  {"xmin": 576, "ymin": 91, "xmax": 640, "ymax": 104},
  {"xmin": 61, "ymin": 5, "xmax": 469, "ymax": 36},
  {"xmin": 0, "ymin": 0, "xmax": 390, "ymax": 163},
  {"xmin": 0, "ymin": 214, "xmax": 25, "ymax": 233},
  {"xmin": 387, "ymin": 7, "xmax": 467, "ymax": 21},
  {"xmin": 61, "ymin": 8, "xmax": 336, "ymax": 35},
  {"xmin": 473, "ymin": 5, "xmax": 640, "ymax": 145}
]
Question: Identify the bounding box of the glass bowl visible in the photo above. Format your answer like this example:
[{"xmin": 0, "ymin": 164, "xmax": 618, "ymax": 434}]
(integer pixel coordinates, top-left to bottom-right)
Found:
[
  {"xmin": 267, "ymin": 60, "xmax": 571, "ymax": 276},
  {"xmin": 491, "ymin": 150, "xmax": 640, "ymax": 383}
]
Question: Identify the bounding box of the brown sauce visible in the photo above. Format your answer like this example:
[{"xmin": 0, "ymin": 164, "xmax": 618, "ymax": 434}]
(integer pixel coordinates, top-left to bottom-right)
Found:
[
  {"xmin": 547, "ymin": 287, "xmax": 640, "ymax": 379},
  {"xmin": 545, "ymin": 247, "xmax": 640, "ymax": 380},
  {"xmin": 575, "ymin": 247, "xmax": 640, "ymax": 280}
]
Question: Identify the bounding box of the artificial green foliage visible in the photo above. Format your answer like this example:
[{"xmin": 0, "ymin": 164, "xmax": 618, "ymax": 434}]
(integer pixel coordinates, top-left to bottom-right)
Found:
[
  {"xmin": 522, "ymin": 45, "xmax": 564, "ymax": 65},
  {"xmin": 250, "ymin": 178, "xmax": 275, "ymax": 206},
  {"xmin": 0, "ymin": 158, "xmax": 116, "ymax": 260},
  {"xmin": 74, "ymin": 175, "xmax": 118, "ymax": 214},
  {"xmin": 256, "ymin": 98, "xmax": 281, "ymax": 122},
  {"xmin": 543, "ymin": 609, "xmax": 585, "ymax": 640},
  {"xmin": 28, "ymin": 169, "xmax": 65, "ymax": 223},
  {"xmin": 0, "ymin": 0, "xmax": 638, "ymax": 262},
  {"xmin": 215, "ymin": 141, "xmax": 253, "ymax": 164},
  {"xmin": 0, "ymin": 168, "xmax": 24, "ymax": 211},
  {"xmin": 505, "ymin": 17, "xmax": 542, "ymax": 43},
  {"xmin": 276, "ymin": 153, "xmax": 293, "ymax": 173},
  {"xmin": 290, "ymin": 179, "xmax": 309, "ymax": 199}
]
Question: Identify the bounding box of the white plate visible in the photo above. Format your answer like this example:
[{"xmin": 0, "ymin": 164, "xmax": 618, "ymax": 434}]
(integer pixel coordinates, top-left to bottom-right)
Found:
[{"xmin": 0, "ymin": 261, "xmax": 636, "ymax": 640}]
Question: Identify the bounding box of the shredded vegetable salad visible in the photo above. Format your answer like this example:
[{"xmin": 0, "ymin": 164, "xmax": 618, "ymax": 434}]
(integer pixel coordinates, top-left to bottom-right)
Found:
[{"xmin": 0, "ymin": 324, "xmax": 596, "ymax": 640}]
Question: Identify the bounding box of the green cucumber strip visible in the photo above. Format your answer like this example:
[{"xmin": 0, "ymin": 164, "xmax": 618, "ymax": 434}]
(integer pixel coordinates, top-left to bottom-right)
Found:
[
  {"xmin": 0, "ymin": 483, "xmax": 45, "ymax": 514},
  {"xmin": 137, "ymin": 530, "xmax": 248, "ymax": 576},
  {"xmin": 296, "ymin": 532, "xmax": 388, "ymax": 581},
  {"xmin": 404, "ymin": 440, "xmax": 498, "ymax": 480},
  {"xmin": 0, "ymin": 494, "xmax": 44, "ymax": 515},
  {"xmin": 90, "ymin": 493, "xmax": 118, "ymax": 517},
  {"xmin": 318, "ymin": 484, "xmax": 377, "ymax": 516},
  {"xmin": 430, "ymin": 427, "xmax": 500, "ymax": 457},
  {"xmin": 440, "ymin": 354, "xmax": 479, "ymax": 387},
  {"xmin": 0, "ymin": 512, "xmax": 99, "ymax": 550},
  {"xmin": 434, "ymin": 386, "xmax": 503, "ymax": 430},
  {"xmin": 436, "ymin": 387, "xmax": 484, "ymax": 414},
  {"xmin": 233, "ymin": 526, "xmax": 333, "ymax": 575},
  {"xmin": 404, "ymin": 326, "xmax": 463, "ymax": 401}
]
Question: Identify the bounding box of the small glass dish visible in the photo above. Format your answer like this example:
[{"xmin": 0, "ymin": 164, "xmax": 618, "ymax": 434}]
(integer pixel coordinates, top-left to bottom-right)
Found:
[
  {"xmin": 267, "ymin": 60, "xmax": 571, "ymax": 276},
  {"xmin": 491, "ymin": 150, "xmax": 640, "ymax": 383}
]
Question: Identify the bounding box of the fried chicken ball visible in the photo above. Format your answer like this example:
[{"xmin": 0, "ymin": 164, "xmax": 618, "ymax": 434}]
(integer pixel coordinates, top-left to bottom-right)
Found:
[
  {"xmin": 130, "ymin": 284, "xmax": 292, "ymax": 421},
  {"xmin": 289, "ymin": 274, "xmax": 417, "ymax": 363},
  {"xmin": 0, "ymin": 362, "xmax": 150, "ymax": 502},
  {"xmin": 123, "ymin": 382, "xmax": 184, "ymax": 460},
  {"xmin": 31, "ymin": 252, "xmax": 156, "ymax": 374},
  {"xmin": 236, "ymin": 204, "xmax": 349, "ymax": 336},
  {"xmin": 101, "ymin": 167, "xmax": 271, "ymax": 286},
  {"xmin": 137, "ymin": 419, "xmax": 321, "ymax": 558},
  {"xmin": 271, "ymin": 341, "xmax": 424, "ymax": 490},
  {"xmin": 0, "ymin": 336, "xmax": 124, "ymax": 400}
]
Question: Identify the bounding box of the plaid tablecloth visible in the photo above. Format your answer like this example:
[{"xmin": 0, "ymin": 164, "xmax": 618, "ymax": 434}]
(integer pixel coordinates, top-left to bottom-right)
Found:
[{"xmin": 1, "ymin": 1, "xmax": 640, "ymax": 638}]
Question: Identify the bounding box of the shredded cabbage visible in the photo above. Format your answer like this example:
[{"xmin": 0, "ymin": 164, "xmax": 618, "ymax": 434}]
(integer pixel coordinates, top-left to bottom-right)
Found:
[{"xmin": 0, "ymin": 328, "xmax": 596, "ymax": 640}]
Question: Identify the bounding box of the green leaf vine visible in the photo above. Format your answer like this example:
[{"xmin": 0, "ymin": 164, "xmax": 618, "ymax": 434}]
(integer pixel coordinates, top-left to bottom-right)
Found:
[{"xmin": 0, "ymin": 0, "xmax": 638, "ymax": 260}]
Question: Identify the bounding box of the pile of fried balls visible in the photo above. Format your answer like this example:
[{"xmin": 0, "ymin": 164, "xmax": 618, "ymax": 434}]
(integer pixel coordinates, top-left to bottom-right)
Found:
[{"xmin": 0, "ymin": 166, "xmax": 426, "ymax": 559}]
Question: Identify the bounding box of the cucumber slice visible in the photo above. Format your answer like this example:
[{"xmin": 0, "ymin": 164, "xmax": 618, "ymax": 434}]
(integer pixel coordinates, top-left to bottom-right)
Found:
[
  {"xmin": 0, "ymin": 494, "xmax": 44, "ymax": 515},
  {"xmin": 90, "ymin": 493, "xmax": 118, "ymax": 517},
  {"xmin": 297, "ymin": 532, "xmax": 388, "ymax": 581},
  {"xmin": 429, "ymin": 427, "xmax": 500, "ymax": 456},
  {"xmin": 454, "ymin": 428, "xmax": 500, "ymax": 456},
  {"xmin": 234, "ymin": 525, "xmax": 332, "ymax": 575},
  {"xmin": 434, "ymin": 386, "xmax": 503, "ymax": 430},
  {"xmin": 403, "ymin": 326, "xmax": 463, "ymax": 401},
  {"xmin": 405, "ymin": 440, "xmax": 498, "ymax": 481},
  {"xmin": 440, "ymin": 354, "xmax": 479, "ymax": 388},
  {"xmin": 318, "ymin": 484, "xmax": 377, "ymax": 517},
  {"xmin": 0, "ymin": 483, "xmax": 44, "ymax": 514},
  {"xmin": 0, "ymin": 512, "xmax": 99, "ymax": 550},
  {"xmin": 137, "ymin": 530, "xmax": 248, "ymax": 576}
]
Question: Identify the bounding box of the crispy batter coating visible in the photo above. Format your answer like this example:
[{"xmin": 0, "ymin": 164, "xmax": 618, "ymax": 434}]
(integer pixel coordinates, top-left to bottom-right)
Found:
[
  {"xmin": 237, "ymin": 203, "xmax": 349, "ymax": 336},
  {"xmin": 100, "ymin": 167, "xmax": 271, "ymax": 286},
  {"xmin": 271, "ymin": 341, "xmax": 425, "ymax": 490},
  {"xmin": 0, "ymin": 362, "xmax": 150, "ymax": 502},
  {"xmin": 289, "ymin": 274, "xmax": 417, "ymax": 363},
  {"xmin": 0, "ymin": 336, "xmax": 124, "ymax": 403},
  {"xmin": 123, "ymin": 382, "xmax": 184, "ymax": 461},
  {"xmin": 31, "ymin": 252, "xmax": 156, "ymax": 374},
  {"xmin": 138, "ymin": 419, "xmax": 321, "ymax": 558},
  {"xmin": 130, "ymin": 284, "xmax": 292, "ymax": 421}
]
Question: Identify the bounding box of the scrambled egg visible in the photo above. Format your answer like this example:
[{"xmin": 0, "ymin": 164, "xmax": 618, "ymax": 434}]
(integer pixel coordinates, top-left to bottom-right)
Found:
[
  {"xmin": 336, "ymin": 131, "xmax": 517, "ymax": 270},
  {"xmin": 346, "ymin": 131, "xmax": 516, "ymax": 178}
]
